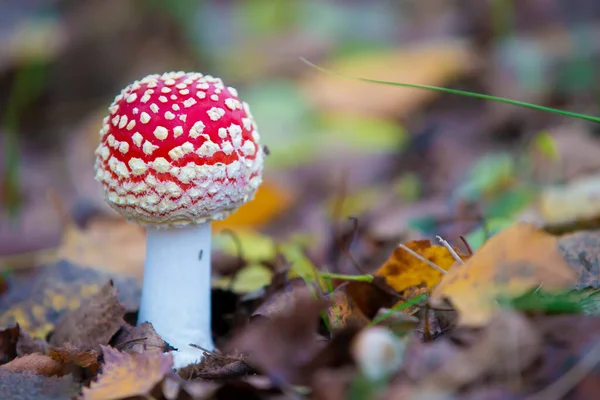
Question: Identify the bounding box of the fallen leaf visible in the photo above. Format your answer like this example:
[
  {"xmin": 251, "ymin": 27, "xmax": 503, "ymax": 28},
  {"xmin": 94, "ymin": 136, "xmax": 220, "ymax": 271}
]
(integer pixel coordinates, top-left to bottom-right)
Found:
[
  {"xmin": 539, "ymin": 174, "xmax": 600, "ymax": 231},
  {"xmin": 431, "ymin": 223, "xmax": 578, "ymax": 326},
  {"xmin": 0, "ymin": 325, "xmax": 19, "ymax": 365},
  {"xmin": 0, "ymin": 369, "xmax": 79, "ymax": 400},
  {"xmin": 558, "ymin": 230, "xmax": 600, "ymax": 290},
  {"xmin": 226, "ymin": 286, "xmax": 328, "ymax": 384},
  {"xmin": 49, "ymin": 281, "xmax": 126, "ymax": 352},
  {"xmin": 1, "ymin": 353, "xmax": 64, "ymax": 376},
  {"xmin": 377, "ymin": 240, "xmax": 463, "ymax": 294},
  {"xmin": 213, "ymin": 180, "xmax": 293, "ymax": 231},
  {"xmin": 48, "ymin": 344, "xmax": 100, "ymax": 376},
  {"xmin": 56, "ymin": 216, "xmax": 146, "ymax": 281},
  {"xmin": 178, "ymin": 352, "xmax": 253, "ymax": 380},
  {"xmin": 0, "ymin": 260, "xmax": 140, "ymax": 339},
  {"xmin": 325, "ymin": 290, "xmax": 369, "ymax": 331},
  {"xmin": 112, "ymin": 322, "xmax": 172, "ymax": 355},
  {"xmin": 81, "ymin": 346, "xmax": 173, "ymax": 400},
  {"xmin": 344, "ymin": 278, "xmax": 399, "ymax": 319},
  {"xmin": 418, "ymin": 311, "xmax": 541, "ymax": 393},
  {"xmin": 300, "ymin": 39, "xmax": 478, "ymax": 117}
]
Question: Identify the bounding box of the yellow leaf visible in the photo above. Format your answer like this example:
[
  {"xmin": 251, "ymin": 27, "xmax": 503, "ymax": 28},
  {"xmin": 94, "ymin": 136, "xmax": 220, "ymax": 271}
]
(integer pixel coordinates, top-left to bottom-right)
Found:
[
  {"xmin": 82, "ymin": 346, "xmax": 173, "ymax": 400},
  {"xmin": 300, "ymin": 39, "xmax": 478, "ymax": 117},
  {"xmin": 430, "ymin": 223, "xmax": 578, "ymax": 326},
  {"xmin": 376, "ymin": 240, "xmax": 460, "ymax": 293}
]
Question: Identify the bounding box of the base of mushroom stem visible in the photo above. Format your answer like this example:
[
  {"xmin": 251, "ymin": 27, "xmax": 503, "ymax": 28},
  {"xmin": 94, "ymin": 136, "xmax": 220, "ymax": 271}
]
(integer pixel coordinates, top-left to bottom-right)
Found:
[{"xmin": 169, "ymin": 345, "xmax": 212, "ymax": 369}]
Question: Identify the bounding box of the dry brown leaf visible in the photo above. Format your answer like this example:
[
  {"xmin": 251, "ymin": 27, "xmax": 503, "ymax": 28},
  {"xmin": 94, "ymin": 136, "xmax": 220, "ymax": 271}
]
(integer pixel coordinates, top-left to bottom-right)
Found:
[
  {"xmin": 226, "ymin": 286, "xmax": 328, "ymax": 384},
  {"xmin": 431, "ymin": 223, "xmax": 578, "ymax": 326},
  {"xmin": 48, "ymin": 344, "xmax": 100, "ymax": 376},
  {"xmin": 344, "ymin": 278, "xmax": 399, "ymax": 319},
  {"xmin": 112, "ymin": 322, "xmax": 172, "ymax": 355},
  {"xmin": 0, "ymin": 261, "xmax": 139, "ymax": 340},
  {"xmin": 178, "ymin": 352, "xmax": 253, "ymax": 380},
  {"xmin": 325, "ymin": 290, "xmax": 369, "ymax": 331},
  {"xmin": 56, "ymin": 216, "xmax": 146, "ymax": 281},
  {"xmin": 81, "ymin": 345, "xmax": 174, "ymax": 400},
  {"xmin": 49, "ymin": 281, "xmax": 125, "ymax": 352},
  {"xmin": 1, "ymin": 353, "xmax": 64, "ymax": 376},
  {"xmin": 300, "ymin": 39, "xmax": 479, "ymax": 117},
  {"xmin": 418, "ymin": 311, "xmax": 541, "ymax": 392}
]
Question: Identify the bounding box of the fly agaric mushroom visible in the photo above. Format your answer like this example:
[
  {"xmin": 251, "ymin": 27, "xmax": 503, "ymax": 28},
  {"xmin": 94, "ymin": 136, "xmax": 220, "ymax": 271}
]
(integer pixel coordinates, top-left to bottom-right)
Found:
[{"xmin": 94, "ymin": 71, "xmax": 263, "ymax": 368}]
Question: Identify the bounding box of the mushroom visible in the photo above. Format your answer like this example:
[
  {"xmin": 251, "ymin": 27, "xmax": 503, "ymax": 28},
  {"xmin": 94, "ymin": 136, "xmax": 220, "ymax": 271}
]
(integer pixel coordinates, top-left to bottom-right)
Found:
[{"xmin": 93, "ymin": 71, "xmax": 264, "ymax": 368}]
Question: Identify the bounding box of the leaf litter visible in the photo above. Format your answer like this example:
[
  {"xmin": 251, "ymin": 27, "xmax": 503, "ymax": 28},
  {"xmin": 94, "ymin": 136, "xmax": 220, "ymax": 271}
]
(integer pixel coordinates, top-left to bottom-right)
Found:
[{"xmin": 5, "ymin": 2, "xmax": 600, "ymax": 399}]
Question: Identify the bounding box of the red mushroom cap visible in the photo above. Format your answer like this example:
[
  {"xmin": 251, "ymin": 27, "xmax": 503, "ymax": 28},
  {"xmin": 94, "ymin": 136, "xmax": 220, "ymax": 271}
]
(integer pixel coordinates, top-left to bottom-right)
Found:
[{"xmin": 94, "ymin": 71, "xmax": 263, "ymax": 226}]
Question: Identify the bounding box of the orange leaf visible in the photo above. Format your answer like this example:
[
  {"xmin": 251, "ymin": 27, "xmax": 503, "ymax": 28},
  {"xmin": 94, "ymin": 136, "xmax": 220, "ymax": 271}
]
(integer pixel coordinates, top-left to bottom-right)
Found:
[
  {"xmin": 212, "ymin": 180, "xmax": 293, "ymax": 231},
  {"xmin": 376, "ymin": 240, "xmax": 461, "ymax": 293},
  {"xmin": 430, "ymin": 223, "xmax": 578, "ymax": 326},
  {"xmin": 81, "ymin": 346, "xmax": 173, "ymax": 400}
]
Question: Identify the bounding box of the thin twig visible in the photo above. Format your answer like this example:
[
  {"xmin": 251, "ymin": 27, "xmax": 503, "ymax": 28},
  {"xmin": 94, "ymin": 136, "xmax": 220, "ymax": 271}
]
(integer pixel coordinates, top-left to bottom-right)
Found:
[
  {"xmin": 398, "ymin": 244, "xmax": 447, "ymax": 274},
  {"xmin": 459, "ymin": 235, "xmax": 474, "ymax": 255},
  {"xmin": 436, "ymin": 236, "xmax": 464, "ymax": 264},
  {"xmin": 189, "ymin": 343, "xmax": 219, "ymax": 356},
  {"xmin": 525, "ymin": 338, "xmax": 600, "ymax": 400},
  {"xmin": 115, "ymin": 336, "xmax": 148, "ymax": 350}
]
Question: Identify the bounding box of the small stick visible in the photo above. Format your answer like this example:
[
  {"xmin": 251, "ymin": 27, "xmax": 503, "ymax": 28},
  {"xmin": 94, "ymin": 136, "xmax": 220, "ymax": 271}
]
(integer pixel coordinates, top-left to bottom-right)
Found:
[
  {"xmin": 189, "ymin": 343, "xmax": 219, "ymax": 356},
  {"xmin": 459, "ymin": 235, "xmax": 474, "ymax": 255},
  {"xmin": 436, "ymin": 236, "xmax": 464, "ymax": 264},
  {"xmin": 397, "ymin": 244, "xmax": 447, "ymax": 274}
]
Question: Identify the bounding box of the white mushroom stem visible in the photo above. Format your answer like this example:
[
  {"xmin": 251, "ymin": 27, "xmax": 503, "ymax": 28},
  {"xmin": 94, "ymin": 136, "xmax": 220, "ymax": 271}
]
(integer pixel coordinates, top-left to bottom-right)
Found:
[{"xmin": 138, "ymin": 222, "xmax": 215, "ymax": 369}]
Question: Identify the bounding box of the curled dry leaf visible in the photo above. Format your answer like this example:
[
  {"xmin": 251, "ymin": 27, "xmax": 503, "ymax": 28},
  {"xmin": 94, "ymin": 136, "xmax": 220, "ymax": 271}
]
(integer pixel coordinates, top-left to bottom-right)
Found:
[
  {"xmin": 111, "ymin": 322, "xmax": 172, "ymax": 355},
  {"xmin": 178, "ymin": 352, "xmax": 253, "ymax": 380},
  {"xmin": 431, "ymin": 223, "xmax": 578, "ymax": 326},
  {"xmin": 81, "ymin": 346, "xmax": 174, "ymax": 400},
  {"xmin": 49, "ymin": 281, "xmax": 126, "ymax": 352}
]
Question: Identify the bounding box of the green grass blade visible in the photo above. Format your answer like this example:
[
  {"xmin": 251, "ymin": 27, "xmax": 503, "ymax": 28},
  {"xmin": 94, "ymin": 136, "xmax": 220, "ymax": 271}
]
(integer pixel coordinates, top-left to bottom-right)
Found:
[
  {"xmin": 300, "ymin": 58, "xmax": 600, "ymax": 124},
  {"xmin": 369, "ymin": 293, "xmax": 428, "ymax": 326}
]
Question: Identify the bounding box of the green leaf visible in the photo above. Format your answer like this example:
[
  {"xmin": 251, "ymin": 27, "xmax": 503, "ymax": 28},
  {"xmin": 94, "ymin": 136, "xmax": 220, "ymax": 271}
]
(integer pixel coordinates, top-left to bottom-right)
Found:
[
  {"xmin": 453, "ymin": 153, "xmax": 515, "ymax": 202},
  {"xmin": 533, "ymin": 131, "xmax": 559, "ymax": 161}
]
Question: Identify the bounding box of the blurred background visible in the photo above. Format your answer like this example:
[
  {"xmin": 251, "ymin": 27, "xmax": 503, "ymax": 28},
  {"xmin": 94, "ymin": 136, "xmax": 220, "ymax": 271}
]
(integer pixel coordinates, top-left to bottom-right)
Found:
[{"xmin": 1, "ymin": 0, "xmax": 600, "ymax": 288}]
